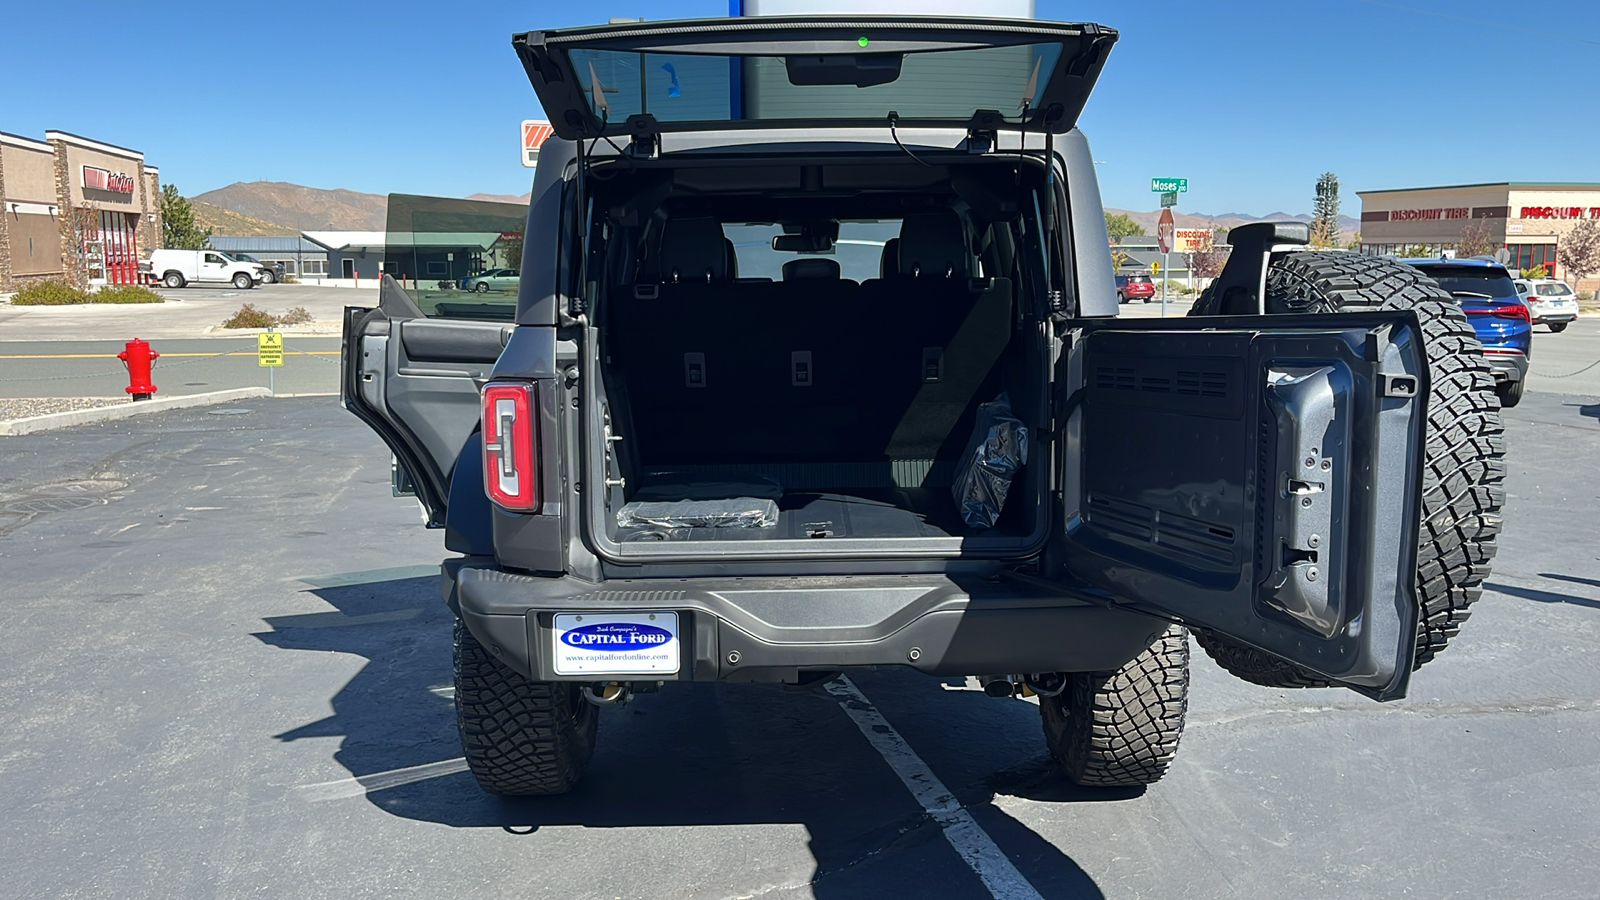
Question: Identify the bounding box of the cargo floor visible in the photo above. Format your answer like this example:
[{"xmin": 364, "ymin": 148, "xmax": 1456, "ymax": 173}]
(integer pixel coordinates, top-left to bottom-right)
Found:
[{"xmin": 614, "ymin": 488, "xmax": 977, "ymax": 542}]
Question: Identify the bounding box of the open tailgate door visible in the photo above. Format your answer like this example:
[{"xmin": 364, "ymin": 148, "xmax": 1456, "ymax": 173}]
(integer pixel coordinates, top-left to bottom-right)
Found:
[{"xmin": 1055, "ymin": 312, "xmax": 1430, "ymax": 701}]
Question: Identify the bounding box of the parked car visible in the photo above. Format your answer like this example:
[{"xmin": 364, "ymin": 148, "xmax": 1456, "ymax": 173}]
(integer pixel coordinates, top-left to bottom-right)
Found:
[
  {"xmin": 224, "ymin": 253, "xmax": 284, "ymax": 284},
  {"xmin": 460, "ymin": 268, "xmax": 520, "ymax": 293},
  {"xmin": 1115, "ymin": 272, "xmax": 1155, "ymax": 303},
  {"xmin": 144, "ymin": 249, "xmax": 264, "ymax": 290},
  {"xmin": 1512, "ymin": 278, "xmax": 1579, "ymax": 332},
  {"xmin": 342, "ymin": 15, "xmax": 1504, "ymax": 797},
  {"xmin": 1404, "ymin": 257, "xmax": 1531, "ymax": 406}
]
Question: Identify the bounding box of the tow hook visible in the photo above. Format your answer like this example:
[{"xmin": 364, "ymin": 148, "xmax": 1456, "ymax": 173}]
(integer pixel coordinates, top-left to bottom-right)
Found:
[{"xmin": 583, "ymin": 681, "xmax": 632, "ymax": 707}]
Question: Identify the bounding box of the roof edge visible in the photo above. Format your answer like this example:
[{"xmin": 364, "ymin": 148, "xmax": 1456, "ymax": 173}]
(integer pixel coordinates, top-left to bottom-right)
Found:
[{"xmin": 43, "ymin": 130, "xmax": 144, "ymax": 159}]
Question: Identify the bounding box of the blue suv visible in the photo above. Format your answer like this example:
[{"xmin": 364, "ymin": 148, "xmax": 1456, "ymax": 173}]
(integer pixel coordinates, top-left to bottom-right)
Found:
[{"xmin": 1401, "ymin": 257, "xmax": 1531, "ymax": 407}]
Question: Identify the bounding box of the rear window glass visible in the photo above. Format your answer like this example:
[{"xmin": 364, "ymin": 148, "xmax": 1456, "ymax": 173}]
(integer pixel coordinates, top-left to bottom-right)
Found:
[
  {"xmin": 726, "ymin": 221, "xmax": 900, "ymax": 282},
  {"xmin": 1411, "ymin": 266, "xmax": 1517, "ymax": 301},
  {"xmin": 1535, "ymin": 283, "xmax": 1573, "ymax": 296},
  {"xmin": 1127, "ymin": 275, "xmax": 1151, "ymax": 284},
  {"xmin": 569, "ymin": 43, "xmax": 1062, "ymax": 127}
]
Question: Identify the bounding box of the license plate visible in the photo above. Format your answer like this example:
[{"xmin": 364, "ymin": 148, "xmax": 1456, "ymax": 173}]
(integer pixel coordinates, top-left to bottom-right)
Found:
[{"xmin": 552, "ymin": 612, "xmax": 680, "ymax": 676}]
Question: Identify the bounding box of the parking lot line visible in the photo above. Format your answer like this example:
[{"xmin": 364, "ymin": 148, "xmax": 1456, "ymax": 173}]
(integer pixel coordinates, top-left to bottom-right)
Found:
[
  {"xmin": 825, "ymin": 677, "xmax": 1044, "ymax": 900},
  {"xmin": 296, "ymin": 757, "xmax": 470, "ymax": 802}
]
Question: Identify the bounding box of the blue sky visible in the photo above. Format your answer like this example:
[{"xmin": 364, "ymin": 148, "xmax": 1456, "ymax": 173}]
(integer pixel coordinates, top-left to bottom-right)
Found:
[{"xmin": 5, "ymin": 1, "xmax": 1597, "ymax": 215}]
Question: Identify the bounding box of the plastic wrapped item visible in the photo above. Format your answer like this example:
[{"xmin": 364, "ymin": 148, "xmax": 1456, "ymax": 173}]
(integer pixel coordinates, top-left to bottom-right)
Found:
[
  {"xmin": 617, "ymin": 497, "xmax": 780, "ymax": 529},
  {"xmin": 952, "ymin": 394, "xmax": 1029, "ymax": 530}
]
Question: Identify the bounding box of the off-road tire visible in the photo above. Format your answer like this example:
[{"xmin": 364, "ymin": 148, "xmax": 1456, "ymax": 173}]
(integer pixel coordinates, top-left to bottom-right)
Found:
[
  {"xmin": 232, "ymin": 272, "xmax": 254, "ymax": 290},
  {"xmin": 163, "ymin": 271, "xmax": 185, "ymax": 289},
  {"xmin": 454, "ymin": 617, "xmax": 598, "ymax": 795},
  {"xmin": 1040, "ymin": 625, "xmax": 1189, "ymax": 787},
  {"xmin": 1548, "ymin": 322, "xmax": 1567, "ymax": 333},
  {"xmin": 1190, "ymin": 252, "xmax": 1505, "ymax": 686},
  {"xmin": 1496, "ymin": 379, "xmax": 1525, "ymax": 408}
]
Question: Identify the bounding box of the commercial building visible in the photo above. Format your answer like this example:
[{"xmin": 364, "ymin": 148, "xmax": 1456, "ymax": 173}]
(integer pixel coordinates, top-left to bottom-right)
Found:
[
  {"xmin": 0, "ymin": 130, "xmax": 160, "ymax": 291},
  {"xmin": 1358, "ymin": 182, "xmax": 1600, "ymax": 286},
  {"xmin": 208, "ymin": 235, "xmax": 332, "ymax": 279}
]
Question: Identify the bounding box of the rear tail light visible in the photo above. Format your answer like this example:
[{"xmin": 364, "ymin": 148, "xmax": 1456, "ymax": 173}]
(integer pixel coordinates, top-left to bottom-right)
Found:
[
  {"xmin": 1489, "ymin": 302, "xmax": 1531, "ymax": 322},
  {"xmin": 482, "ymin": 381, "xmax": 539, "ymax": 511}
]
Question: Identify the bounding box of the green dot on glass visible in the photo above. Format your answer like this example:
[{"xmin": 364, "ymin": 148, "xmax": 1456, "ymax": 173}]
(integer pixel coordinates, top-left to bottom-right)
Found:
[{"xmin": 858, "ymin": 36, "xmax": 869, "ymax": 47}]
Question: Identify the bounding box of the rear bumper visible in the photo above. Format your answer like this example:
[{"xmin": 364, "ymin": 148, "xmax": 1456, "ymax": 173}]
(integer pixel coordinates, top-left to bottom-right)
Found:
[
  {"xmin": 1481, "ymin": 350, "xmax": 1529, "ymax": 383},
  {"xmin": 445, "ymin": 559, "xmax": 1167, "ymax": 682},
  {"xmin": 1530, "ymin": 311, "xmax": 1577, "ymax": 324}
]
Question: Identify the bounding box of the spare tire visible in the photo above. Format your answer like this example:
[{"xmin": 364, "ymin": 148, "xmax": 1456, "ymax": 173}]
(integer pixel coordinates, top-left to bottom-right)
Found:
[{"xmin": 1190, "ymin": 252, "xmax": 1506, "ymax": 686}]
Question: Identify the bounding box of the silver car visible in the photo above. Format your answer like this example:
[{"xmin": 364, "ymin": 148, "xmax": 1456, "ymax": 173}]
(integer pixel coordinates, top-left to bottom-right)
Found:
[{"xmin": 461, "ymin": 267, "xmax": 520, "ymax": 293}]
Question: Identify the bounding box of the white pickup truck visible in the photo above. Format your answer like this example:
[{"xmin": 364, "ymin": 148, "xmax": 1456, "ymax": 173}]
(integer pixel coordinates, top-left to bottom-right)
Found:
[{"xmin": 145, "ymin": 249, "xmax": 266, "ymax": 289}]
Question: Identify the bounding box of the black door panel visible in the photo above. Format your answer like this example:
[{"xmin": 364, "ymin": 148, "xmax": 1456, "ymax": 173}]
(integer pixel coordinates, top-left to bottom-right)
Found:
[
  {"xmin": 341, "ymin": 277, "xmax": 509, "ymax": 526},
  {"xmin": 1057, "ymin": 313, "xmax": 1427, "ymax": 700}
]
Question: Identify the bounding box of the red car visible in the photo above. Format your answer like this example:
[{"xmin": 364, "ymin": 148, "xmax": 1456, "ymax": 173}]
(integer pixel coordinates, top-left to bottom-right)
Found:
[{"xmin": 1115, "ymin": 273, "xmax": 1155, "ymax": 303}]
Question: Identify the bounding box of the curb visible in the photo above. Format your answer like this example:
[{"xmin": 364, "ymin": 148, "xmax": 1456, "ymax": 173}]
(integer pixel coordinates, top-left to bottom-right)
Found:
[{"xmin": 0, "ymin": 387, "xmax": 273, "ymax": 436}]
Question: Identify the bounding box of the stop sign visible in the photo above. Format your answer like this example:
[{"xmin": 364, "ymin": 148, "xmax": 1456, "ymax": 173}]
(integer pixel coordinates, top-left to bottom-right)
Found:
[{"xmin": 1156, "ymin": 208, "xmax": 1175, "ymax": 254}]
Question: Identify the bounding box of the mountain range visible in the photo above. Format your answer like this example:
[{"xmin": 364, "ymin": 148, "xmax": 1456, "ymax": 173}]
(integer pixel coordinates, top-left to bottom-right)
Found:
[
  {"xmin": 1105, "ymin": 207, "xmax": 1360, "ymax": 243},
  {"xmin": 189, "ymin": 181, "xmax": 1360, "ymax": 241}
]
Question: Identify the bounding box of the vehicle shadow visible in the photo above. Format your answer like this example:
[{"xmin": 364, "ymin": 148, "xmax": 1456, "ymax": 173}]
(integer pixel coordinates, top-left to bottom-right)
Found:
[
  {"xmin": 254, "ymin": 574, "xmax": 1124, "ymax": 899},
  {"xmin": 1485, "ymin": 580, "xmax": 1600, "ymax": 611},
  {"xmin": 1540, "ymin": 573, "xmax": 1600, "ymax": 591}
]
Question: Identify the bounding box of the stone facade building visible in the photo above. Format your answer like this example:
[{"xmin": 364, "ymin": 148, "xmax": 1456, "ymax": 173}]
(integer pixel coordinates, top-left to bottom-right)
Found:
[{"xmin": 0, "ymin": 130, "xmax": 160, "ymax": 292}]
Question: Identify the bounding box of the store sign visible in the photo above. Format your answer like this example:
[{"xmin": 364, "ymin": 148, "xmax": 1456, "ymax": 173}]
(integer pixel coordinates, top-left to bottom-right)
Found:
[
  {"xmin": 1520, "ymin": 206, "xmax": 1600, "ymax": 219},
  {"xmin": 1174, "ymin": 228, "xmax": 1212, "ymax": 253},
  {"xmin": 82, "ymin": 165, "xmax": 135, "ymax": 194},
  {"xmin": 1387, "ymin": 207, "xmax": 1470, "ymax": 221}
]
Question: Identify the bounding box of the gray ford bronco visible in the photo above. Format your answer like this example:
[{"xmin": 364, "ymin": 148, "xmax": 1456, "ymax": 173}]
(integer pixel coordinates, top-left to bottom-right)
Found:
[{"xmin": 342, "ymin": 15, "xmax": 1504, "ymax": 794}]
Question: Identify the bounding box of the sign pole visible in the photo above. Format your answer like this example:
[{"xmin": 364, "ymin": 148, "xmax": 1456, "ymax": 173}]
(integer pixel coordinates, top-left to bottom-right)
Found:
[
  {"xmin": 268, "ymin": 327, "xmax": 275, "ymax": 396},
  {"xmin": 1161, "ymin": 251, "xmax": 1170, "ymax": 316}
]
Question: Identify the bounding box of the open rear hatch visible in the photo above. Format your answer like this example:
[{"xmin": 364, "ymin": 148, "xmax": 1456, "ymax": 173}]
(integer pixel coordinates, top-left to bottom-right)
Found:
[{"xmin": 513, "ymin": 16, "xmax": 1118, "ymax": 142}]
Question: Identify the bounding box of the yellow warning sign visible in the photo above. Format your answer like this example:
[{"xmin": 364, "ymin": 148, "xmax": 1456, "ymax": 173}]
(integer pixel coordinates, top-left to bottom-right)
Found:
[{"xmin": 257, "ymin": 331, "xmax": 284, "ymax": 367}]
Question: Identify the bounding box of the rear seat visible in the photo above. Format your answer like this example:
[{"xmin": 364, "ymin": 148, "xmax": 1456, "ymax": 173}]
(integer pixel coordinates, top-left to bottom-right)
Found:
[
  {"xmin": 859, "ymin": 211, "xmax": 1014, "ymax": 461},
  {"xmin": 610, "ymin": 212, "xmax": 1011, "ymax": 474}
]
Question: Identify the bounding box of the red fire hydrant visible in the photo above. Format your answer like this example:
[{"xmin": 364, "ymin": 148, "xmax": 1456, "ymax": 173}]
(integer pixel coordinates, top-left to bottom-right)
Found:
[{"xmin": 118, "ymin": 338, "xmax": 159, "ymax": 401}]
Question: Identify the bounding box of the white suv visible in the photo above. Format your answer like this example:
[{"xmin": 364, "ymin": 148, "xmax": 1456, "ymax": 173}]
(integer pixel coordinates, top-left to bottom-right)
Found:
[{"xmin": 1513, "ymin": 278, "xmax": 1579, "ymax": 332}]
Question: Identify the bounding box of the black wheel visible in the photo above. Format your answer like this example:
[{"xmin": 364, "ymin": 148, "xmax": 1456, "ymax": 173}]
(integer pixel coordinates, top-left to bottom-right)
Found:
[
  {"xmin": 1040, "ymin": 624, "xmax": 1189, "ymax": 787},
  {"xmin": 232, "ymin": 272, "xmax": 254, "ymax": 290},
  {"xmin": 1117, "ymin": 291, "xmax": 1127, "ymax": 304},
  {"xmin": 1190, "ymin": 252, "xmax": 1505, "ymax": 685},
  {"xmin": 454, "ymin": 617, "xmax": 597, "ymax": 795},
  {"xmin": 260, "ymin": 270, "xmax": 277, "ymax": 285},
  {"xmin": 474, "ymin": 281, "xmax": 491, "ymax": 293},
  {"xmin": 163, "ymin": 271, "xmax": 185, "ymax": 289},
  {"xmin": 1548, "ymin": 322, "xmax": 1568, "ymax": 333},
  {"xmin": 1496, "ymin": 378, "xmax": 1525, "ymax": 408}
]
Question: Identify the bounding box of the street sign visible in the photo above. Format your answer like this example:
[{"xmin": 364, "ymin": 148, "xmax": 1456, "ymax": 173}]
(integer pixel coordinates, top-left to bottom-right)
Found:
[
  {"xmin": 1150, "ymin": 178, "xmax": 1188, "ymax": 193},
  {"xmin": 521, "ymin": 119, "xmax": 553, "ymax": 168},
  {"xmin": 257, "ymin": 331, "xmax": 283, "ymax": 367},
  {"xmin": 1150, "ymin": 261, "xmax": 1160, "ymax": 274},
  {"xmin": 1159, "ymin": 191, "xmax": 1178, "ymax": 208},
  {"xmin": 1156, "ymin": 208, "xmax": 1176, "ymax": 254}
]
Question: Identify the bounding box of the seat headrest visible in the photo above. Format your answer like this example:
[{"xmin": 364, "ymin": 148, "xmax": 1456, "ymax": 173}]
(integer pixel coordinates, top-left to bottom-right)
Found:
[
  {"xmin": 879, "ymin": 238, "xmax": 900, "ymax": 278},
  {"xmin": 782, "ymin": 257, "xmax": 841, "ymax": 281},
  {"xmin": 898, "ymin": 211, "xmax": 969, "ymax": 279},
  {"xmin": 659, "ymin": 217, "xmax": 728, "ymax": 283}
]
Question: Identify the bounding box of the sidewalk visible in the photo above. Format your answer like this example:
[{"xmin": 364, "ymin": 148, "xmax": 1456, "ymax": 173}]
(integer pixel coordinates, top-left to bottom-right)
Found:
[{"xmin": 0, "ymin": 283, "xmax": 376, "ymax": 342}]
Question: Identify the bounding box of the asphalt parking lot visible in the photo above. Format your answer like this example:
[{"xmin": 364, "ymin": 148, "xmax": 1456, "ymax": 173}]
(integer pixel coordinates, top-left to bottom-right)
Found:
[{"xmin": 1, "ymin": 390, "xmax": 1597, "ymax": 899}]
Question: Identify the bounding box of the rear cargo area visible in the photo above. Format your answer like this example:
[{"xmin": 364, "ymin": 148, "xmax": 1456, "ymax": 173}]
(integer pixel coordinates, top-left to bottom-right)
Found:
[{"xmin": 594, "ymin": 208, "xmax": 1048, "ymax": 551}]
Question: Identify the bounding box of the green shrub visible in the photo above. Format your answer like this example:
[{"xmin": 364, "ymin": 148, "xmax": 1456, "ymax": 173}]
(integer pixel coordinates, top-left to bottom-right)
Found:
[
  {"xmin": 11, "ymin": 280, "xmax": 90, "ymax": 305},
  {"xmin": 220, "ymin": 303, "xmax": 278, "ymax": 329},
  {"xmin": 276, "ymin": 306, "xmax": 314, "ymax": 325},
  {"xmin": 91, "ymin": 285, "xmax": 163, "ymax": 304}
]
